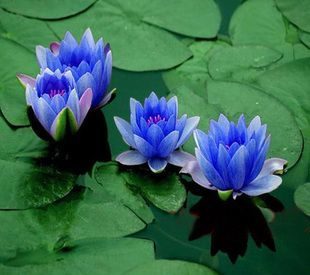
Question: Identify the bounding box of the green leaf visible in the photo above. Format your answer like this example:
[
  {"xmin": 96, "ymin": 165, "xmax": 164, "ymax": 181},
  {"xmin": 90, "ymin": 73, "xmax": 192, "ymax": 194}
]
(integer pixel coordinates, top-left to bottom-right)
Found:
[
  {"xmin": 142, "ymin": 0, "xmax": 221, "ymax": 38},
  {"xmin": 126, "ymin": 259, "xmax": 218, "ymax": 275},
  {"xmin": 49, "ymin": 0, "xmax": 221, "ymax": 71},
  {"xmin": 0, "ymin": 0, "xmax": 97, "ymax": 20},
  {"xmin": 294, "ymin": 182, "xmax": 310, "ymax": 216},
  {"xmin": 94, "ymin": 162, "xmax": 154, "ymax": 223},
  {"xmin": 206, "ymin": 81, "xmax": 303, "ymax": 169},
  {"xmin": 255, "ymin": 58, "xmax": 310, "ymax": 129},
  {"xmin": 275, "ymin": 0, "xmax": 310, "ymax": 33},
  {"xmin": 0, "ymin": 9, "xmax": 57, "ymax": 52},
  {"xmin": 123, "ymin": 170, "xmax": 187, "ymax": 213},
  {"xmin": 299, "ymin": 31, "xmax": 310, "ymax": 48},
  {"xmin": 0, "ymin": 238, "xmax": 154, "ymax": 274},
  {"xmin": 208, "ymin": 45, "xmax": 283, "ymax": 82},
  {"xmin": 0, "ymin": 119, "xmax": 76, "ymax": 209},
  {"xmin": 0, "ymin": 38, "xmax": 37, "ymax": 126},
  {"xmin": 229, "ymin": 0, "xmax": 286, "ymax": 47},
  {"xmin": 0, "ymin": 190, "xmax": 146, "ymax": 260},
  {"xmin": 162, "ymin": 41, "xmax": 229, "ymax": 92}
]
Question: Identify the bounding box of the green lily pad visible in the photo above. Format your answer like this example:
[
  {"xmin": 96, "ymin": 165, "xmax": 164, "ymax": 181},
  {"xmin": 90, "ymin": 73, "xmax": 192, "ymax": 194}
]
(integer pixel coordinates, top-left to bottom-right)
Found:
[
  {"xmin": 229, "ymin": 0, "xmax": 286, "ymax": 47},
  {"xmin": 299, "ymin": 31, "xmax": 310, "ymax": 48},
  {"xmin": 206, "ymin": 81, "xmax": 303, "ymax": 168},
  {"xmin": 255, "ymin": 58, "xmax": 310, "ymax": 129},
  {"xmin": 0, "ymin": 189, "xmax": 146, "ymax": 260},
  {"xmin": 208, "ymin": 45, "xmax": 283, "ymax": 82},
  {"xmin": 0, "ymin": 0, "xmax": 97, "ymax": 20},
  {"xmin": 93, "ymin": 162, "xmax": 154, "ymax": 223},
  {"xmin": 162, "ymin": 41, "xmax": 229, "ymax": 92},
  {"xmin": 294, "ymin": 182, "xmax": 310, "ymax": 216},
  {"xmin": 127, "ymin": 260, "xmax": 218, "ymax": 275},
  {"xmin": 0, "ymin": 38, "xmax": 37, "ymax": 126},
  {"xmin": 275, "ymin": 0, "xmax": 310, "ymax": 33},
  {"xmin": 123, "ymin": 170, "xmax": 187, "ymax": 213},
  {"xmin": 0, "ymin": 9, "xmax": 57, "ymax": 52},
  {"xmin": 293, "ymin": 43, "xmax": 310, "ymax": 59},
  {"xmin": 0, "ymin": 119, "xmax": 77, "ymax": 209},
  {"xmin": 49, "ymin": 0, "xmax": 221, "ymax": 71},
  {"xmin": 0, "ymin": 238, "xmax": 154, "ymax": 274}
]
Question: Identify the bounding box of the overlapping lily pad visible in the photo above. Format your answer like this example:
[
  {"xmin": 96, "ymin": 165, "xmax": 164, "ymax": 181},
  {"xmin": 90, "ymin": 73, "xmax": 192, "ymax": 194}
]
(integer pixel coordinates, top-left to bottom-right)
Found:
[
  {"xmin": 275, "ymin": 0, "xmax": 310, "ymax": 33},
  {"xmin": 0, "ymin": 9, "xmax": 57, "ymax": 52},
  {"xmin": 208, "ymin": 45, "xmax": 283, "ymax": 82},
  {"xmin": 0, "ymin": 38, "xmax": 37, "ymax": 126},
  {"xmin": 93, "ymin": 162, "xmax": 154, "ymax": 223},
  {"xmin": 95, "ymin": 162, "xmax": 186, "ymax": 213},
  {"xmin": 255, "ymin": 58, "xmax": 310, "ymax": 129},
  {"xmin": 0, "ymin": 0, "xmax": 97, "ymax": 20},
  {"xmin": 0, "ymin": 238, "xmax": 155, "ymax": 274},
  {"xmin": 126, "ymin": 259, "xmax": 218, "ymax": 275},
  {"xmin": 0, "ymin": 119, "xmax": 77, "ymax": 209},
  {"xmin": 49, "ymin": 0, "xmax": 221, "ymax": 71},
  {"xmin": 294, "ymin": 182, "xmax": 310, "ymax": 216}
]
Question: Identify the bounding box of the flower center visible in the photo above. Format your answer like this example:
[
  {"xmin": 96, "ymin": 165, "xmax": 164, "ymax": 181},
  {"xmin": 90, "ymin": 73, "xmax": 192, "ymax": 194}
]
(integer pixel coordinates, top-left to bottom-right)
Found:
[
  {"xmin": 147, "ymin": 114, "xmax": 165, "ymax": 125},
  {"xmin": 48, "ymin": 89, "xmax": 66, "ymax": 98}
]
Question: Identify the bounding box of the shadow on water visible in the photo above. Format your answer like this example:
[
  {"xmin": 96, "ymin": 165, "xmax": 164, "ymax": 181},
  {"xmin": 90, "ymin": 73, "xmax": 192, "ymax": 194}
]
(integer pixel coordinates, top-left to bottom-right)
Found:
[
  {"xmin": 28, "ymin": 108, "xmax": 111, "ymax": 174},
  {"xmin": 186, "ymin": 183, "xmax": 284, "ymax": 263}
]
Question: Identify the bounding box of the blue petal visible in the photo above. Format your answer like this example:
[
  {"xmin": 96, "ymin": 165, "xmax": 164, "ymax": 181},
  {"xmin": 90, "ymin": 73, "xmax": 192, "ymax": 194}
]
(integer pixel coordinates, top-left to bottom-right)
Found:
[
  {"xmin": 217, "ymin": 114, "xmax": 230, "ymax": 136},
  {"xmin": 167, "ymin": 151, "xmax": 195, "ymax": 167},
  {"xmin": 81, "ymin": 28, "xmax": 95, "ymax": 50},
  {"xmin": 46, "ymin": 50, "xmax": 62, "ymax": 71},
  {"xmin": 255, "ymin": 124, "xmax": 267, "ymax": 150},
  {"xmin": 144, "ymin": 92, "xmax": 158, "ymax": 114},
  {"xmin": 256, "ymin": 158, "xmax": 287, "ymax": 178},
  {"xmin": 148, "ymin": 158, "xmax": 167, "ymax": 173},
  {"xmin": 146, "ymin": 124, "xmax": 164, "ymax": 148},
  {"xmin": 50, "ymin": 94, "xmax": 66, "ymax": 114},
  {"xmin": 241, "ymin": 175, "xmax": 282, "ymax": 196},
  {"xmin": 32, "ymin": 97, "xmax": 57, "ymax": 132},
  {"xmin": 237, "ymin": 114, "xmax": 247, "ymax": 143},
  {"xmin": 216, "ymin": 144, "xmax": 231, "ymax": 186},
  {"xmin": 249, "ymin": 135, "xmax": 270, "ymax": 182},
  {"xmin": 195, "ymin": 148, "xmax": 225, "ymax": 190},
  {"xmin": 130, "ymin": 114, "xmax": 142, "ymax": 136},
  {"xmin": 59, "ymin": 41, "xmax": 73, "ymax": 64},
  {"xmin": 163, "ymin": 115, "xmax": 176, "ymax": 135},
  {"xmin": 139, "ymin": 117, "xmax": 148, "ymax": 137},
  {"xmin": 176, "ymin": 116, "xmax": 200, "ymax": 148},
  {"xmin": 247, "ymin": 116, "xmax": 261, "ymax": 138},
  {"xmin": 175, "ymin": 114, "xmax": 187, "ymax": 134},
  {"xmin": 167, "ymin": 96, "xmax": 178, "ymax": 117},
  {"xmin": 66, "ymin": 89, "xmax": 80, "ymax": 124},
  {"xmin": 63, "ymin": 31, "xmax": 78, "ymax": 48},
  {"xmin": 114, "ymin": 117, "xmax": 135, "ymax": 148},
  {"xmin": 193, "ymin": 129, "xmax": 210, "ymax": 160},
  {"xmin": 36, "ymin": 45, "xmax": 47, "ymax": 68},
  {"xmin": 76, "ymin": 72, "xmax": 95, "ymax": 98},
  {"xmin": 227, "ymin": 145, "xmax": 247, "ymax": 190},
  {"xmin": 134, "ymin": 135, "xmax": 156, "ymax": 158},
  {"xmin": 77, "ymin": 61, "xmax": 91, "ymax": 77},
  {"xmin": 158, "ymin": 131, "xmax": 179, "ymax": 158},
  {"xmin": 180, "ymin": 160, "xmax": 215, "ymax": 190},
  {"xmin": 116, "ymin": 150, "xmax": 147, "ymax": 166}
]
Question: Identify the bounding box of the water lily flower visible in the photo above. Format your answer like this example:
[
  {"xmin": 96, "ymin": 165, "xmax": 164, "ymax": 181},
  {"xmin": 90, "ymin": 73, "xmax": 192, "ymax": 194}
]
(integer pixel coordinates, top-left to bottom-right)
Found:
[
  {"xmin": 114, "ymin": 92, "xmax": 200, "ymax": 173},
  {"xmin": 35, "ymin": 28, "xmax": 113, "ymax": 109},
  {"xmin": 20, "ymin": 68, "xmax": 92, "ymax": 141},
  {"xmin": 181, "ymin": 114, "xmax": 287, "ymax": 200}
]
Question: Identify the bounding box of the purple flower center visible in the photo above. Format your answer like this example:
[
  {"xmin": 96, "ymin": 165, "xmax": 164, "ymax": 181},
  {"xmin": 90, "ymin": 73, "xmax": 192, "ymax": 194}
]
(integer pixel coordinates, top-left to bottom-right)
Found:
[
  {"xmin": 147, "ymin": 114, "xmax": 165, "ymax": 125},
  {"xmin": 48, "ymin": 89, "xmax": 66, "ymax": 98}
]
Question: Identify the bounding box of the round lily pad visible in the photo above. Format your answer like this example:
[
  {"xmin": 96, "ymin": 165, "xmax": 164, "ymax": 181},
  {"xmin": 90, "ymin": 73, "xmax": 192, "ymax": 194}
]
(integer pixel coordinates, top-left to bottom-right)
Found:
[
  {"xmin": 0, "ymin": 0, "xmax": 97, "ymax": 20},
  {"xmin": 275, "ymin": 0, "xmax": 310, "ymax": 33},
  {"xmin": 294, "ymin": 182, "xmax": 310, "ymax": 216}
]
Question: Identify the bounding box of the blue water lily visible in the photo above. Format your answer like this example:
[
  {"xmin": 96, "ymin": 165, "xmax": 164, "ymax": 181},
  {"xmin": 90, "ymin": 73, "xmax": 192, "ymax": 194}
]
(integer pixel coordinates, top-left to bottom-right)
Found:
[
  {"xmin": 114, "ymin": 92, "xmax": 200, "ymax": 173},
  {"xmin": 34, "ymin": 28, "xmax": 113, "ymax": 108},
  {"xmin": 181, "ymin": 114, "xmax": 287, "ymax": 199},
  {"xmin": 20, "ymin": 68, "xmax": 92, "ymax": 141}
]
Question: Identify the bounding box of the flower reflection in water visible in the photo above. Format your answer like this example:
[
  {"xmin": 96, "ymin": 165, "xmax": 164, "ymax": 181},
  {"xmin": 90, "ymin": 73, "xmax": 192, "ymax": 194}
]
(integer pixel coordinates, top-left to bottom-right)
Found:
[{"xmin": 187, "ymin": 184, "xmax": 284, "ymax": 263}]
